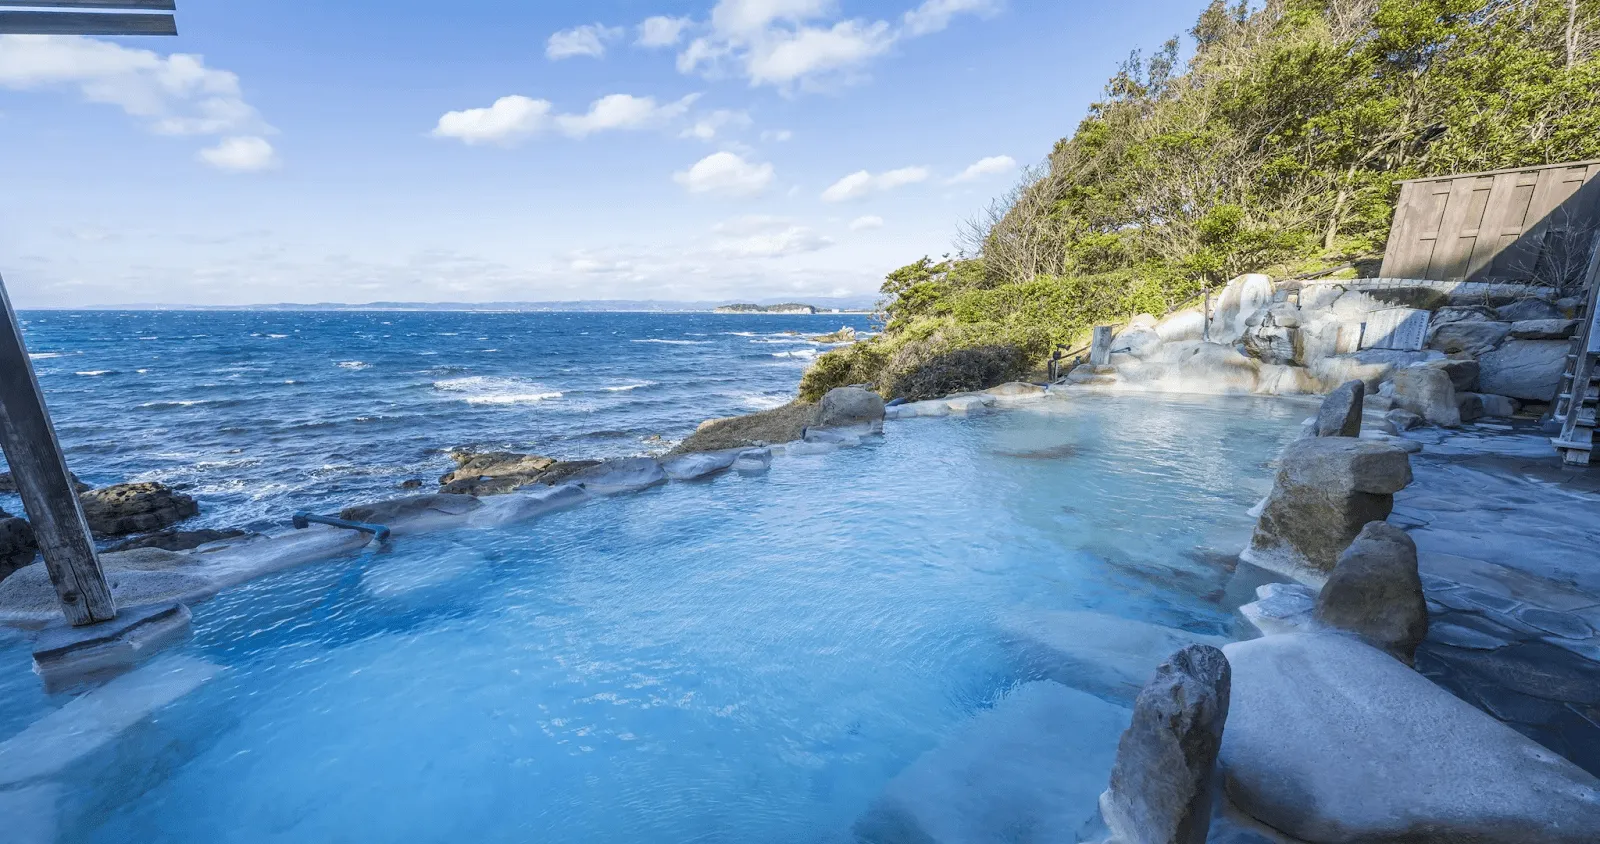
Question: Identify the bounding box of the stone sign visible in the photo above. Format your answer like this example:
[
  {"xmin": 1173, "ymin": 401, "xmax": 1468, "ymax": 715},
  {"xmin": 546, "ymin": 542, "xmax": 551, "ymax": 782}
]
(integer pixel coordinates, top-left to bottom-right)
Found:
[{"xmin": 1361, "ymin": 308, "xmax": 1431, "ymax": 352}]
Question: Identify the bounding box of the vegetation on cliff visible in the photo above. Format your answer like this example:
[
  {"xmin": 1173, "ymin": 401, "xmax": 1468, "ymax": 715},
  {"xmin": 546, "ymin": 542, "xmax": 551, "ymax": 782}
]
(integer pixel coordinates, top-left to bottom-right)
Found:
[{"xmin": 801, "ymin": 0, "xmax": 1600, "ymax": 401}]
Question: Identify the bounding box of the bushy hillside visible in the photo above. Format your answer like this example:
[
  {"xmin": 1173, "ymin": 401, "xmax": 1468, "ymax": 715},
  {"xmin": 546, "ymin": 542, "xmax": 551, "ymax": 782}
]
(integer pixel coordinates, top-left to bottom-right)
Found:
[{"xmin": 802, "ymin": 0, "xmax": 1600, "ymax": 401}]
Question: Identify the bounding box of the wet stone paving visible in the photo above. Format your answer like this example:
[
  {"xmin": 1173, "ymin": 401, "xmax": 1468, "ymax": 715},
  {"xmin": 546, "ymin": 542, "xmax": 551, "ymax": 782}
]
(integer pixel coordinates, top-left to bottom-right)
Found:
[{"xmin": 1395, "ymin": 422, "xmax": 1600, "ymax": 775}]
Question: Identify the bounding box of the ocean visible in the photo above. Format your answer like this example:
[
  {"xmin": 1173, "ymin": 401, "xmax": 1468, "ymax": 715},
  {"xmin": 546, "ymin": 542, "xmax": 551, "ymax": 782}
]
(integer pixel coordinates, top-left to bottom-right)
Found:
[{"xmin": 9, "ymin": 310, "xmax": 876, "ymax": 531}]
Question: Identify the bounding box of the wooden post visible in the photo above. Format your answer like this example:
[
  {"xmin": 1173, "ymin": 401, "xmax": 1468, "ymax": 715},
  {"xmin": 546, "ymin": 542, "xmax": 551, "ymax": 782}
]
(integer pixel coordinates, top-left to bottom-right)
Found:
[
  {"xmin": 1090, "ymin": 326, "xmax": 1114, "ymax": 367},
  {"xmin": 0, "ymin": 276, "xmax": 116, "ymax": 625}
]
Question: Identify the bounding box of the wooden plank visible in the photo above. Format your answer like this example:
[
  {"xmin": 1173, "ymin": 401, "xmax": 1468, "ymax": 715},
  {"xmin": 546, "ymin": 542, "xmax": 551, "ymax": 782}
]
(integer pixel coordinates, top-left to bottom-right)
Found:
[
  {"xmin": 0, "ymin": 11, "xmax": 176, "ymax": 35},
  {"xmin": 1089, "ymin": 326, "xmax": 1113, "ymax": 366},
  {"xmin": 0, "ymin": 277, "xmax": 116, "ymax": 626},
  {"xmin": 1465, "ymin": 172, "xmax": 1520, "ymax": 279},
  {"xmin": 1483, "ymin": 173, "xmax": 1541, "ymax": 280},
  {"xmin": 1398, "ymin": 158, "xmax": 1600, "ymax": 184},
  {"xmin": 0, "ymin": 1, "xmax": 175, "ymax": 9},
  {"xmin": 1378, "ymin": 183, "xmax": 1418, "ymax": 278},
  {"xmin": 1427, "ymin": 177, "xmax": 1487, "ymax": 280}
]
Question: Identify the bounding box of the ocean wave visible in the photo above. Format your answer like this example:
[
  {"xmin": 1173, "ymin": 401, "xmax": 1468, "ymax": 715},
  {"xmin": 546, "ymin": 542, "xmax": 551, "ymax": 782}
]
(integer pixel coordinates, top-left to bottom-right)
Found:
[
  {"xmin": 750, "ymin": 338, "xmax": 814, "ymax": 344},
  {"xmin": 601, "ymin": 382, "xmax": 656, "ymax": 392},
  {"xmin": 28, "ymin": 352, "xmax": 67, "ymax": 360},
  {"xmin": 724, "ymin": 332, "xmax": 758, "ymax": 337},
  {"xmin": 737, "ymin": 393, "xmax": 790, "ymax": 410},
  {"xmin": 140, "ymin": 400, "xmax": 210, "ymax": 409},
  {"xmin": 630, "ymin": 339, "xmax": 712, "ymax": 345},
  {"xmin": 75, "ymin": 370, "xmax": 115, "ymax": 377},
  {"xmin": 434, "ymin": 375, "xmax": 563, "ymax": 405},
  {"xmin": 337, "ymin": 361, "xmax": 370, "ymax": 370},
  {"xmin": 771, "ymin": 349, "xmax": 819, "ymax": 359}
]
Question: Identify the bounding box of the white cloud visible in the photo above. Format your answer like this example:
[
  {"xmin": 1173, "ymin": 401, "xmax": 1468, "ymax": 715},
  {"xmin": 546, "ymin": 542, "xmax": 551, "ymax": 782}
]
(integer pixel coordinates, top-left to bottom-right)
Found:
[
  {"xmin": 637, "ymin": 15, "xmax": 693, "ymax": 48},
  {"xmin": 761, "ymin": 129, "xmax": 794, "ymax": 142},
  {"xmin": 432, "ymin": 95, "xmax": 553, "ymax": 145},
  {"xmin": 947, "ymin": 154, "xmax": 1017, "ymax": 183},
  {"xmin": 546, "ymin": 24, "xmax": 625, "ymax": 60},
  {"xmin": 712, "ymin": 215, "xmax": 833, "ymax": 257},
  {"xmin": 674, "ymin": 151, "xmax": 775, "ymax": 197},
  {"xmin": 0, "ymin": 34, "xmax": 273, "ymax": 162},
  {"xmin": 821, "ymin": 166, "xmax": 929, "ymax": 201},
  {"xmin": 903, "ymin": 0, "xmax": 1002, "ymax": 37},
  {"xmin": 198, "ymin": 136, "xmax": 277, "ymax": 172},
  {"xmin": 679, "ymin": 0, "xmax": 998, "ymax": 89},
  {"xmin": 681, "ymin": 109, "xmax": 752, "ymax": 141},
  {"xmin": 557, "ymin": 93, "xmax": 699, "ymax": 138},
  {"xmin": 849, "ymin": 215, "xmax": 885, "ymax": 230}
]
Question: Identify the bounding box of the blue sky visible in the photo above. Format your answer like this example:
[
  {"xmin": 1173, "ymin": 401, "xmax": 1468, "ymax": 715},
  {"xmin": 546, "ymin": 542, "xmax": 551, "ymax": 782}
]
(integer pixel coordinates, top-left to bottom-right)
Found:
[{"xmin": 0, "ymin": 0, "xmax": 1211, "ymax": 307}]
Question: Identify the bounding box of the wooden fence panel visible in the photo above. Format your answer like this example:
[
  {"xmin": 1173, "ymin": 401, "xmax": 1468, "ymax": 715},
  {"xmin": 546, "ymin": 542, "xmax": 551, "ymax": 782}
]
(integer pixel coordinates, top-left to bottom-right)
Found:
[{"xmin": 1380, "ymin": 159, "xmax": 1600, "ymax": 288}]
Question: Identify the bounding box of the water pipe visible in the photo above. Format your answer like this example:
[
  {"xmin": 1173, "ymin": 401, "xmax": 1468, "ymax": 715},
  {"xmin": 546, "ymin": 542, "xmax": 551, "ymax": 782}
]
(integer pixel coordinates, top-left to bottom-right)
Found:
[{"xmin": 291, "ymin": 511, "xmax": 392, "ymax": 544}]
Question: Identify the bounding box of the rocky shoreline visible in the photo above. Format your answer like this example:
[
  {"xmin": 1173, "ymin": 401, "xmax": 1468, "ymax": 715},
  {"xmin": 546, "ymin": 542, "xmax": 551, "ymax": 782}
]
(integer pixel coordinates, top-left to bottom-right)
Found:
[{"xmin": 2, "ymin": 288, "xmax": 1599, "ymax": 840}]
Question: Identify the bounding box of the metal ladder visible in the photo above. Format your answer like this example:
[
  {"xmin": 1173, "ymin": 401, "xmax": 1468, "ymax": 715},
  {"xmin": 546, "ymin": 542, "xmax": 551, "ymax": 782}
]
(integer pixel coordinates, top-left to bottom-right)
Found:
[{"xmin": 1552, "ymin": 237, "xmax": 1600, "ymax": 466}]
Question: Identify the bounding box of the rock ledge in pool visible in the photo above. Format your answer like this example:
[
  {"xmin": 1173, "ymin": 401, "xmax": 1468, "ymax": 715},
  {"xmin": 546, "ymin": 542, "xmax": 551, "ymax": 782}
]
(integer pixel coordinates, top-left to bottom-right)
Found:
[
  {"xmin": 78, "ymin": 482, "xmax": 199, "ymax": 538},
  {"xmin": 339, "ymin": 493, "xmax": 482, "ymax": 534},
  {"xmin": 670, "ymin": 401, "xmax": 818, "ymax": 455},
  {"xmin": 568, "ymin": 458, "xmax": 667, "ymax": 495},
  {"xmin": 814, "ymin": 386, "xmax": 885, "ymax": 429},
  {"xmin": 1220, "ymin": 631, "xmax": 1600, "ymax": 844},
  {"xmin": 438, "ymin": 451, "xmax": 557, "ymax": 496}
]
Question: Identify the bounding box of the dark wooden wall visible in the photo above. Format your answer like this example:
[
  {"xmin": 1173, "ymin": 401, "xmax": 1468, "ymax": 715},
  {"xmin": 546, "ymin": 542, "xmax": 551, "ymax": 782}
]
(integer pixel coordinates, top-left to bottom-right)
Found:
[{"xmin": 1380, "ymin": 160, "xmax": 1600, "ymax": 289}]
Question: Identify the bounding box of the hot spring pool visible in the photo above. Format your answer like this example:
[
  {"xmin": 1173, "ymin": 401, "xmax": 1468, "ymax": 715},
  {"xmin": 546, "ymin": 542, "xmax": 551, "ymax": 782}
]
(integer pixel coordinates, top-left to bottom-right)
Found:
[{"xmin": 3, "ymin": 394, "xmax": 1308, "ymax": 843}]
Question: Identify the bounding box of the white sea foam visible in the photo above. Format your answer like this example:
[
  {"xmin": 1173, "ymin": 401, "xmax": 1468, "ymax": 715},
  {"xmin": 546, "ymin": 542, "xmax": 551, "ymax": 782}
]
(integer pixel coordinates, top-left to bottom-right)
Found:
[
  {"xmin": 725, "ymin": 332, "xmax": 758, "ymax": 337},
  {"xmin": 28, "ymin": 352, "xmax": 64, "ymax": 360},
  {"xmin": 601, "ymin": 382, "xmax": 656, "ymax": 392},
  {"xmin": 738, "ymin": 393, "xmax": 790, "ymax": 410},
  {"xmin": 434, "ymin": 376, "xmax": 562, "ymax": 405},
  {"xmin": 75, "ymin": 370, "xmax": 113, "ymax": 376},
  {"xmin": 140, "ymin": 400, "xmax": 208, "ymax": 408},
  {"xmin": 771, "ymin": 349, "xmax": 819, "ymax": 360},
  {"xmin": 337, "ymin": 361, "xmax": 370, "ymax": 370},
  {"xmin": 631, "ymin": 339, "xmax": 712, "ymax": 345}
]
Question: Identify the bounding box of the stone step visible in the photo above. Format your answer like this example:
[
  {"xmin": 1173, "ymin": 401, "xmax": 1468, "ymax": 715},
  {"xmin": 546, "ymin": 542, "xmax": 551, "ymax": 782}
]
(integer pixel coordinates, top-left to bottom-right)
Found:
[
  {"xmin": 853, "ymin": 680, "xmax": 1129, "ymax": 844},
  {"xmin": 998, "ymin": 607, "xmax": 1230, "ymax": 702}
]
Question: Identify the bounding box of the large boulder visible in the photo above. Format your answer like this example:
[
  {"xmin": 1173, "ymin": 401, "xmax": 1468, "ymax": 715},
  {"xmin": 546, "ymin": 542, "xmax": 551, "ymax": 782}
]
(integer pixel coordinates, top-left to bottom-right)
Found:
[
  {"xmin": 1390, "ymin": 366, "xmax": 1461, "ymax": 428},
  {"xmin": 1313, "ymin": 523, "xmax": 1428, "ymax": 664},
  {"xmin": 438, "ymin": 451, "xmax": 556, "ymax": 496},
  {"xmin": 1313, "ymin": 380, "xmax": 1364, "ymax": 438},
  {"xmin": 1245, "ymin": 438, "xmax": 1412, "ymax": 583},
  {"xmin": 1510, "ymin": 319, "xmax": 1579, "ymax": 340},
  {"xmin": 1220, "ymin": 632, "xmax": 1600, "ymax": 843},
  {"xmin": 1208, "ymin": 274, "xmax": 1276, "ymax": 345},
  {"xmin": 1255, "ymin": 364, "xmax": 1319, "ymax": 396},
  {"xmin": 1307, "ymin": 349, "xmax": 1440, "ymax": 392},
  {"xmin": 1155, "ymin": 310, "xmax": 1206, "ymax": 343},
  {"xmin": 1241, "ymin": 324, "xmax": 1296, "ymax": 365},
  {"xmin": 671, "ymin": 402, "xmax": 818, "ymax": 455},
  {"xmin": 78, "ymin": 483, "xmax": 199, "ymax": 538},
  {"xmin": 1100, "ymin": 645, "xmax": 1232, "ymax": 844},
  {"xmin": 1, "ymin": 510, "xmax": 37, "ymax": 582},
  {"xmin": 1478, "ymin": 339, "xmax": 1569, "ymax": 402},
  {"xmin": 1427, "ymin": 320, "xmax": 1511, "ymax": 356},
  {"xmin": 1496, "ymin": 297, "xmax": 1563, "ymax": 322},
  {"xmin": 0, "ymin": 471, "xmax": 91, "ymax": 495},
  {"xmin": 815, "ymin": 386, "xmax": 886, "ymax": 428},
  {"xmin": 1114, "ymin": 325, "xmax": 1164, "ymax": 359},
  {"xmin": 1423, "ymin": 358, "xmax": 1479, "ymax": 392}
]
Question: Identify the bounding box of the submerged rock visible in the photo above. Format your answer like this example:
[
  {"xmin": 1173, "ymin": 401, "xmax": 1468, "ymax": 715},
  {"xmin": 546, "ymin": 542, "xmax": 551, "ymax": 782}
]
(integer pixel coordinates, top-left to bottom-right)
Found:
[
  {"xmin": 1390, "ymin": 366, "xmax": 1461, "ymax": 428},
  {"xmin": 1313, "ymin": 523, "xmax": 1427, "ymax": 664},
  {"xmin": 731, "ymin": 447, "xmax": 772, "ymax": 474},
  {"xmin": 854, "ymin": 681, "xmax": 1128, "ymax": 844},
  {"xmin": 1220, "ymin": 632, "xmax": 1600, "ymax": 843},
  {"xmin": 1238, "ymin": 582, "xmax": 1317, "ymax": 637},
  {"xmin": 79, "ymin": 483, "xmax": 199, "ymax": 538},
  {"xmin": 815, "ymin": 386, "xmax": 885, "ymax": 428},
  {"xmin": 1313, "ymin": 380, "xmax": 1364, "ymax": 438},
  {"xmin": 660, "ymin": 450, "xmax": 741, "ymax": 481},
  {"xmin": 999, "ymin": 607, "xmax": 1229, "ymax": 703},
  {"xmin": 1101, "ymin": 645, "xmax": 1232, "ymax": 844},
  {"xmin": 1245, "ymin": 438, "xmax": 1412, "ymax": 583}
]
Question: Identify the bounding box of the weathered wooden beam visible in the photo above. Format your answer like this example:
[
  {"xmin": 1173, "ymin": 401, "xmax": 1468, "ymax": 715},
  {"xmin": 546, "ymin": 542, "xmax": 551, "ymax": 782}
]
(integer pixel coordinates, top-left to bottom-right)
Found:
[
  {"xmin": 0, "ymin": 1, "xmax": 175, "ymax": 9},
  {"xmin": 0, "ymin": 276, "xmax": 116, "ymax": 626},
  {"xmin": 0, "ymin": 11, "xmax": 176, "ymax": 35}
]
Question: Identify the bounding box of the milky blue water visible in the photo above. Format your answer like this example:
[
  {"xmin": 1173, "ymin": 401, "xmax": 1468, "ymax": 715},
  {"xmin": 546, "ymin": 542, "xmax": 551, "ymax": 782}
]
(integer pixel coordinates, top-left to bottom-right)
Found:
[
  {"xmin": 9, "ymin": 311, "xmax": 873, "ymax": 529},
  {"xmin": 1, "ymin": 312, "xmax": 1310, "ymax": 842}
]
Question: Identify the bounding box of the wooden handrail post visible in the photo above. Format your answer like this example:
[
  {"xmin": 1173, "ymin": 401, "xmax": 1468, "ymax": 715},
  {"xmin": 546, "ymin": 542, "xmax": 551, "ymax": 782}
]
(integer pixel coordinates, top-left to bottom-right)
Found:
[{"xmin": 0, "ymin": 275, "xmax": 116, "ymax": 625}]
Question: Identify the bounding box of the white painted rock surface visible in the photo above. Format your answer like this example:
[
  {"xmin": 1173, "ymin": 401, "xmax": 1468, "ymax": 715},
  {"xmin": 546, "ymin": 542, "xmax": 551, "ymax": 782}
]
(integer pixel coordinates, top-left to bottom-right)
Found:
[{"xmin": 1220, "ymin": 632, "xmax": 1600, "ymax": 843}]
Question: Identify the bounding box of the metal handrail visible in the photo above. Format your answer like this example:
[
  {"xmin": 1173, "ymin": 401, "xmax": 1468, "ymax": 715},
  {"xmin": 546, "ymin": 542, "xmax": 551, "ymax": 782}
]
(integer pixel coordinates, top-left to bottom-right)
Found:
[{"xmin": 291, "ymin": 511, "xmax": 392, "ymax": 544}]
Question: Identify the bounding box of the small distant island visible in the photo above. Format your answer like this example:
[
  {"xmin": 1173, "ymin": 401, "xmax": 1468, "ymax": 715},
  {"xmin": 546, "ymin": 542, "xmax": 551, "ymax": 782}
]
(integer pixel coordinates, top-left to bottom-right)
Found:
[{"xmin": 715, "ymin": 303, "xmax": 819, "ymax": 315}]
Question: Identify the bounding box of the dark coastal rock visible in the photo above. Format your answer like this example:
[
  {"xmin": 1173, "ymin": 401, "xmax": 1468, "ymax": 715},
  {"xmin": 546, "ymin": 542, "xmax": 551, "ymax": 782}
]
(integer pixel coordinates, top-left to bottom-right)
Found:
[
  {"xmin": 399, "ymin": 479, "xmax": 425, "ymax": 490},
  {"xmin": 1101, "ymin": 645, "xmax": 1232, "ymax": 844},
  {"xmin": 78, "ymin": 483, "xmax": 199, "ymax": 538},
  {"xmin": 1427, "ymin": 320, "xmax": 1510, "ymax": 356},
  {"xmin": 1510, "ymin": 319, "xmax": 1579, "ymax": 340},
  {"xmin": 0, "ymin": 471, "xmax": 91, "ymax": 495},
  {"xmin": 809, "ymin": 326, "xmax": 857, "ymax": 344},
  {"xmin": 671, "ymin": 402, "xmax": 818, "ymax": 455},
  {"xmin": 436, "ymin": 451, "xmax": 556, "ymax": 496},
  {"xmin": 1, "ymin": 509, "xmax": 38, "ymax": 582},
  {"xmin": 1479, "ymin": 340, "xmax": 1569, "ymax": 401},
  {"xmin": 815, "ymin": 386, "xmax": 885, "ymax": 429},
  {"xmin": 534, "ymin": 460, "xmax": 603, "ymax": 486},
  {"xmin": 661, "ymin": 450, "xmax": 741, "ymax": 481},
  {"xmin": 1496, "ymin": 298, "xmax": 1563, "ymax": 322},
  {"xmin": 105, "ymin": 528, "xmax": 249, "ymax": 554},
  {"xmin": 1313, "ymin": 380, "xmax": 1363, "ymax": 437},
  {"xmin": 1425, "ymin": 357, "xmax": 1479, "ymax": 392},
  {"xmin": 1385, "ymin": 408, "xmax": 1422, "ymax": 431},
  {"xmin": 1314, "ymin": 522, "xmax": 1428, "ymax": 664},
  {"xmin": 1219, "ymin": 632, "xmax": 1600, "ymax": 843},
  {"xmin": 1246, "ymin": 438, "xmax": 1412, "ymax": 581},
  {"xmin": 1431, "ymin": 305, "xmax": 1496, "ymax": 325},
  {"xmin": 1391, "ymin": 366, "xmax": 1460, "ymax": 428}
]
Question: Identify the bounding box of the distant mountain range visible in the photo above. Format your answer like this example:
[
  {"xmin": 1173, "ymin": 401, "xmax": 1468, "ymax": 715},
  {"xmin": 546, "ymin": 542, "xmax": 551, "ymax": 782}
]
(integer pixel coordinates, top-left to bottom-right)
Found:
[{"xmin": 63, "ymin": 296, "xmax": 880, "ymax": 313}]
